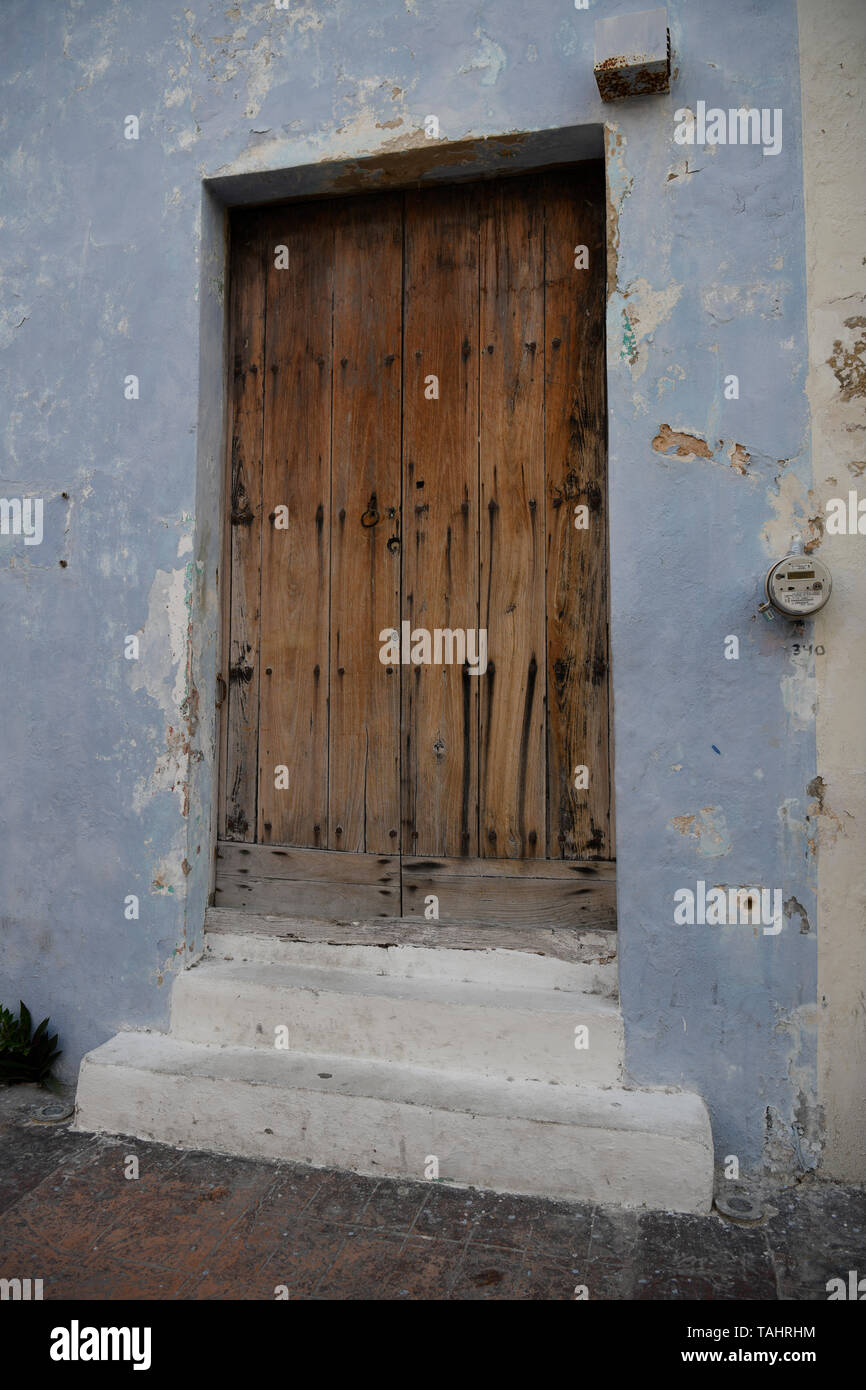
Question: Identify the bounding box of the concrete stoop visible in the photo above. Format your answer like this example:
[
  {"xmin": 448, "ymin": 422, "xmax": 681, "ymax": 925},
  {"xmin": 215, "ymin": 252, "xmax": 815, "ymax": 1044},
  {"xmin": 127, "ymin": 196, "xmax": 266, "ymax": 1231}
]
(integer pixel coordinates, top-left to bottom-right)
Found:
[{"xmin": 73, "ymin": 916, "xmax": 715, "ymax": 1213}]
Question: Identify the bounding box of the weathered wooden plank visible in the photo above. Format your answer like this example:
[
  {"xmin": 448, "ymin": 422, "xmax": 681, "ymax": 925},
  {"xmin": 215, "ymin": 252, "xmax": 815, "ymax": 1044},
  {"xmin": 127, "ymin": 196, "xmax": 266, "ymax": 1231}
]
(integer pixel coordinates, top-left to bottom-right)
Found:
[
  {"xmin": 401, "ymin": 865, "xmax": 615, "ymax": 929},
  {"xmin": 479, "ymin": 178, "xmax": 547, "ymax": 858},
  {"xmin": 223, "ymin": 210, "xmax": 267, "ymax": 840},
  {"xmin": 214, "ymin": 873, "xmax": 398, "ymax": 919},
  {"xmin": 216, "ymin": 841, "xmax": 398, "ymax": 885},
  {"xmin": 544, "ymin": 167, "xmax": 611, "ymax": 859},
  {"xmin": 257, "ymin": 203, "xmax": 333, "ymax": 847},
  {"xmin": 401, "ymin": 183, "xmax": 480, "ymax": 858},
  {"xmin": 329, "ymin": 193, "xmax": 403, "ymax": 854},
  {"xmin": 401, "ymin": 852, "xmax": 615, "ymax": 880},
  {"xmin": 205, "ymin": 907, "xmax": 617, "ymax": 965}
]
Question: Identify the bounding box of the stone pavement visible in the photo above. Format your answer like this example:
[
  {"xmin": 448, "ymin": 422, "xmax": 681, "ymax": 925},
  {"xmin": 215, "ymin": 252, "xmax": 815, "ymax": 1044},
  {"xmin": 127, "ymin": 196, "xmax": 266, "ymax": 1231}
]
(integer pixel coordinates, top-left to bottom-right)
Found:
[{"xmin": 1, "ymin": 1084, "xmax": 863, "ymax": 1301}]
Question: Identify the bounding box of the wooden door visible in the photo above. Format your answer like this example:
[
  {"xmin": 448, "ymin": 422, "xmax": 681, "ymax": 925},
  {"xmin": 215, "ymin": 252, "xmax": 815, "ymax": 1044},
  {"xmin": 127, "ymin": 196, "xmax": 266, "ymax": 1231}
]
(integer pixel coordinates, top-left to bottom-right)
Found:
[{"xmin": 216, "ymin": 165, "xmax": 615, "ymax": 936}]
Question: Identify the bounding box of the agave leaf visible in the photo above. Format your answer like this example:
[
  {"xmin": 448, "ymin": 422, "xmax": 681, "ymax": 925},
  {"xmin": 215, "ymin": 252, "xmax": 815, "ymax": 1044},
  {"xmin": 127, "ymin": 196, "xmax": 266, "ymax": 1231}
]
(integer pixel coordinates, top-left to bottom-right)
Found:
[{"xmin": 0, "ymin": 1003, "xmax": 61, "ymax": 1090}]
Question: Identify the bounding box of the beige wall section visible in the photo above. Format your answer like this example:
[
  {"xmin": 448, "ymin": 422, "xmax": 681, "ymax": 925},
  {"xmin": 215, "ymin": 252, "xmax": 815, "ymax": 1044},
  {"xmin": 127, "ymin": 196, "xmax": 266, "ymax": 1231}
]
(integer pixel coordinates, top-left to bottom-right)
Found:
[{"xmin": 799, "ymin": 0, "xmax": 866, "ymax": 1181}]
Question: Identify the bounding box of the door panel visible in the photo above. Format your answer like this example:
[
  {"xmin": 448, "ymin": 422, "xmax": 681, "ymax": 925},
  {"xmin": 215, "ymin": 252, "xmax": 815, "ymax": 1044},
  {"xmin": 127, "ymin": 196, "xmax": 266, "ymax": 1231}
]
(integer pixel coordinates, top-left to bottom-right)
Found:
[
  {"xmin": 222, "ymin": 210, "xmax": 266, "ymax": 842},
  {"xmin": 215, "ymin": 842, "xmax": 399, "ymax": 919},
  {"xmin": 329, "ymin": 194, "xmax": 403, "ymax": 854},
  {"xmin": 258, "ymin": 202, "xmax": 333, "ymax": 848},
  {"xmin": 479, "ymin": 178, "xmax": 547, "ymax": 859},
  {"xmin": 543, "ymin": 172, "xmax": 612, "ymax": 859},
  {"xmin": 401, "ymin": 855, "xmax": 616, "ymax": 930},
  {"xmin": 401, "ymin": 184, "xmax": 480, "ymax": 859},
  {"xmin": 218, "ymin": 165, "xmax": 614, "ymax": 936}
]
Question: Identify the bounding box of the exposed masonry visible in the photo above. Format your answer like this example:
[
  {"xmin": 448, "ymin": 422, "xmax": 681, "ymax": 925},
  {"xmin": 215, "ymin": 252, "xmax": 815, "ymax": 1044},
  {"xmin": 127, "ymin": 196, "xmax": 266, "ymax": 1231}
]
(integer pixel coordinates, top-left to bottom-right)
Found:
[
  {"xmin": 651, "ymin": 426, "xmax": 753, "ymax": 476},
  {"xmin": 827, "ymin": 316, "xmax": 866, "ymax": 401},
  {"xmin": 652, "ymin": 424, "xmax": 714, "ymax": 461}
]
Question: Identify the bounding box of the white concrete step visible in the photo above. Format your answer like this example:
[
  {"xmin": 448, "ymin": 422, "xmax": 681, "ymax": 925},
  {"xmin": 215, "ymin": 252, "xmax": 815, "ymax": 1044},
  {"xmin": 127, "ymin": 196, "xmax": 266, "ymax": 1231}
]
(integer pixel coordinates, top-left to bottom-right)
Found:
[
  {"xmin": 170, "ymin": 956, "xmax": 623, "ymax": 1085},
  {"xmin": 73, "ymin": 1030, "xmax": 714, "ymax": 1213},
  {"xmin": 205, "ymin": 923, "xmax": 618, "ymax": 998}
]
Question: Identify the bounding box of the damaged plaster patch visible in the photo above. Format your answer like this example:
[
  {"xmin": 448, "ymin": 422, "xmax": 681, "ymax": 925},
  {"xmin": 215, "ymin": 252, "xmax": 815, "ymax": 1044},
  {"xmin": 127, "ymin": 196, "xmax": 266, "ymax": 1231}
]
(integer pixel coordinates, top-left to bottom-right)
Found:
[
  {"xmin": 174, "ymin": 4, "xmax": 324, "ymax": 135},
  {"xmin": 657, "ymin": 363, "xmax": 686, "ymax": 397},
  {"xmin": 805, "ymin": 775, "xmax": 849, "ymax": 852},
  {"xmin": 777, "ymin": 797, "xmax": 810, "ymax": 870},
  {"xmin": 765, "ymin": 1004, "xmax": 822, "ymax": 1174},
  {"xmin": 177, "ymin": 511, "xmax": 194, "ymax": 558},
  {"xmin": 152, "ymin": 847, "xmax": 189, "ymax": 899},
  {"xmin": 152, "ymin": 937, "xmax": 188, "ymax": 988},
  {"xmin": 0, "ymin": 297, "xmax": 34, "ymax": 353},
  {"xmin": 605, "ymin": 125, "xmax": 633, "ymax": 306},
  {"xmin": 653, "ymin": 427, "xmax": 765, "ymax": 479},
  {"xmin": 128, "ymin": 565, "xmax": 195, "ymax": 814},
  {"xmin": 784, "ymin": 896, "xmax": 812, "ymax": 934},
  {"xmin": 652, "ymin": 423, "xmax": 713, "ymax": 462},
  {"xmin": 781, "ymin": 643, "xmax": 817, "ymax": 734},
  {"xmin": 459, "ymin": 31, "xmax": 506, "ymax": 87},
  {"xmin": 618, "ymin": 278, "xmax": 682, "ymax": 377},
  {"xmin": 309, "ymin": 78, "xmax": 443, "ymax": 165},
  {"xmin": 666, "ymin": 156, "xmax": 703, "ymax": 181},
  {"xmin": 703, "ymin": 282, "xmax": 783, "ymax": 323},
  {"xmin": 763, "ymin": 470, "xmax": 824, "ymax": 557},
  {"xmin": 728, "ymin": 442, "xmax": 751, "ymax": 475},
  {"xmin": 670, "ymin": 805, "xmax": 732, "ymax": 858},
  {"xmin": 827, "ymin": 315, "xmax": 866, "ymax": 400}
]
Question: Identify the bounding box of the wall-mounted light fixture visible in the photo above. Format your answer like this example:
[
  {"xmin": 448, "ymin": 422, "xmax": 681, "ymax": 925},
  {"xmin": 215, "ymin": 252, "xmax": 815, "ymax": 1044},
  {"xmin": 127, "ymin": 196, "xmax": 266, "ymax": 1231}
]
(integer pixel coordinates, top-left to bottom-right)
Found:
[{"xmin": 594, "ymin": 8, "xmax": 671, "ymax": 102}]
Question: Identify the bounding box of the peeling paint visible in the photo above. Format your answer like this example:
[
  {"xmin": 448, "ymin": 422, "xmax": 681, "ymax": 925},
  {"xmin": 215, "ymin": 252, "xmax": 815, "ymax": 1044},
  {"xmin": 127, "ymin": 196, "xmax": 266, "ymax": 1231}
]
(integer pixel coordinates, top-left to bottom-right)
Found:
[
  {"xmin": 127, "ymin": 566, "xmax": 195, "ymax": 815},
  {"xmin": 766, "ymin": 1004, "xmax": 822, "ymax": 1173},
  {"xmin": 784, "ymin": 895, "xmax": 812, "ymax": 934},
  {"xmin": 604, "ymin": 125, "xmax": 632, "ymax": 305},
  {"xmin": 805, "ymin": 775, "xmax": 849, "ymax": 852},
  {"xmin": 703, "ymin": 282, "xmax": 784, "ymax": 324},
  {"xmin": 764, "ymin": 471, "xmax": 823, "ymax": 557},
  {"xmin": 728, "ymin": 442, "xmax": 751, "ymax": 475},
  {"xmin": 670, "ymin": 806, "xmax": 732, "ymax": 858},
  {"xmin": 652, "ymin": 423, "xmax": 713, "ymax": 462},
  {"xmin": 617, "ymin": 278, "xmax": 683, "ymax": 378},
  {"xmin": 827, "ymin": 315, "xmax": 866, "ymax": 400},
  {"xmin": 459, "ymin": 31, "xmax": 506, "ymax": 87},
  {"xmin": 781, "ymin": 643, "xmax": 817, "ymax": 734}
]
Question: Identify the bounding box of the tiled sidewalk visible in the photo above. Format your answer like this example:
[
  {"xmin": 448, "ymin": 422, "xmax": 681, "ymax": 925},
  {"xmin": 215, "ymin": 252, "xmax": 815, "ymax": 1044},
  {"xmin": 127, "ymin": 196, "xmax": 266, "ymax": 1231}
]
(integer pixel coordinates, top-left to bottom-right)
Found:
[{"xmin": 1, "ymin": 1087, "xmax": 863, "ymax": 1300}]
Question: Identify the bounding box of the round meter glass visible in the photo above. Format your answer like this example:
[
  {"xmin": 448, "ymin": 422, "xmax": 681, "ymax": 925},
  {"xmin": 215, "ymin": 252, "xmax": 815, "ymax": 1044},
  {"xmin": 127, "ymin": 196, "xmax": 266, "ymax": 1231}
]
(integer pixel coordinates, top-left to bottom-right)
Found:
[{"xmin": 765, "ymin": 554, "xmax": 832, "ymax": 617}]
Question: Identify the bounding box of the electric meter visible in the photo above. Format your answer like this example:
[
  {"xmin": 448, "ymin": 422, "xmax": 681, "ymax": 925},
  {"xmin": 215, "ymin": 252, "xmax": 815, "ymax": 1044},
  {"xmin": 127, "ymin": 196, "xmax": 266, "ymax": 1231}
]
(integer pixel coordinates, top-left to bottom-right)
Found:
[{"xmin": 763, "ymin": 553, "xmax": 832, "ymax": 618}]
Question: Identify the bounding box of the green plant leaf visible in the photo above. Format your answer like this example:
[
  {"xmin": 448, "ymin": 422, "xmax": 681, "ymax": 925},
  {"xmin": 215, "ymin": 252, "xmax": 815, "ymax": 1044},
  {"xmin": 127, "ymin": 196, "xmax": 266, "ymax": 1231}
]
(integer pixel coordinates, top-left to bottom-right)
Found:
[{"xmin": 0, "ymin": 1001, "xmax": 61, "ymax": 1089}]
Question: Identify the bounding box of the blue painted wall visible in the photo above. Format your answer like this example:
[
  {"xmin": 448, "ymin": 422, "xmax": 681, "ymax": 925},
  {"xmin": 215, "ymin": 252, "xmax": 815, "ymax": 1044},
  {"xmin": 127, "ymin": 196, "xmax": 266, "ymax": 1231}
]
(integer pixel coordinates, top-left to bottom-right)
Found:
[{"xmin": 0, "ymin": 0, "xmax": 817, "ymax": 1174}]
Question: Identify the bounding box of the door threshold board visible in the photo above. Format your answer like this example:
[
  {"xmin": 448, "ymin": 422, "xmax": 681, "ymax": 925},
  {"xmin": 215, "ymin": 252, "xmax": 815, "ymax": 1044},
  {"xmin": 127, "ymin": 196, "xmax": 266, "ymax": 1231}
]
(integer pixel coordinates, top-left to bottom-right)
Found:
[
  {"xmin": 205, "ymin": 906, "xmax": 616, "ymax": 964},
  {"xmin": 213, "ymin": 842, "xmax": 617, "ymax": 930}
]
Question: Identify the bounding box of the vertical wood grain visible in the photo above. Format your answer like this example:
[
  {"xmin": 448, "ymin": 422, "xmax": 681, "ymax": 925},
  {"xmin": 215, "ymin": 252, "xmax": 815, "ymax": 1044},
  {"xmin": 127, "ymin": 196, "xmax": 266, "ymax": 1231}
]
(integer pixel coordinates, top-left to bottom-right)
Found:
[
  {"xmin": 401, "ymin": 184, "xmax": 480, "ymax": 858},
  {"xmin": 223, "ymin": 210, "xmax": 266, "ymax": 841},
  {"xmin": 220, "ymin": 166, "xmax": 613, "ymax": 902},
  {"xmin": 544, "ymin": 168, "xmax": 611, "ymax": 858},
  {"xmin": 329, "ymin": 194, "xmax": 403, "ymax": 853},
  {"xmin": 479, "ymin": 178, "xmax": 547, "ymax": 859},
  {"xmin": 257, "ymin": 203, "xmax": 333, "ymax": 846}
]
